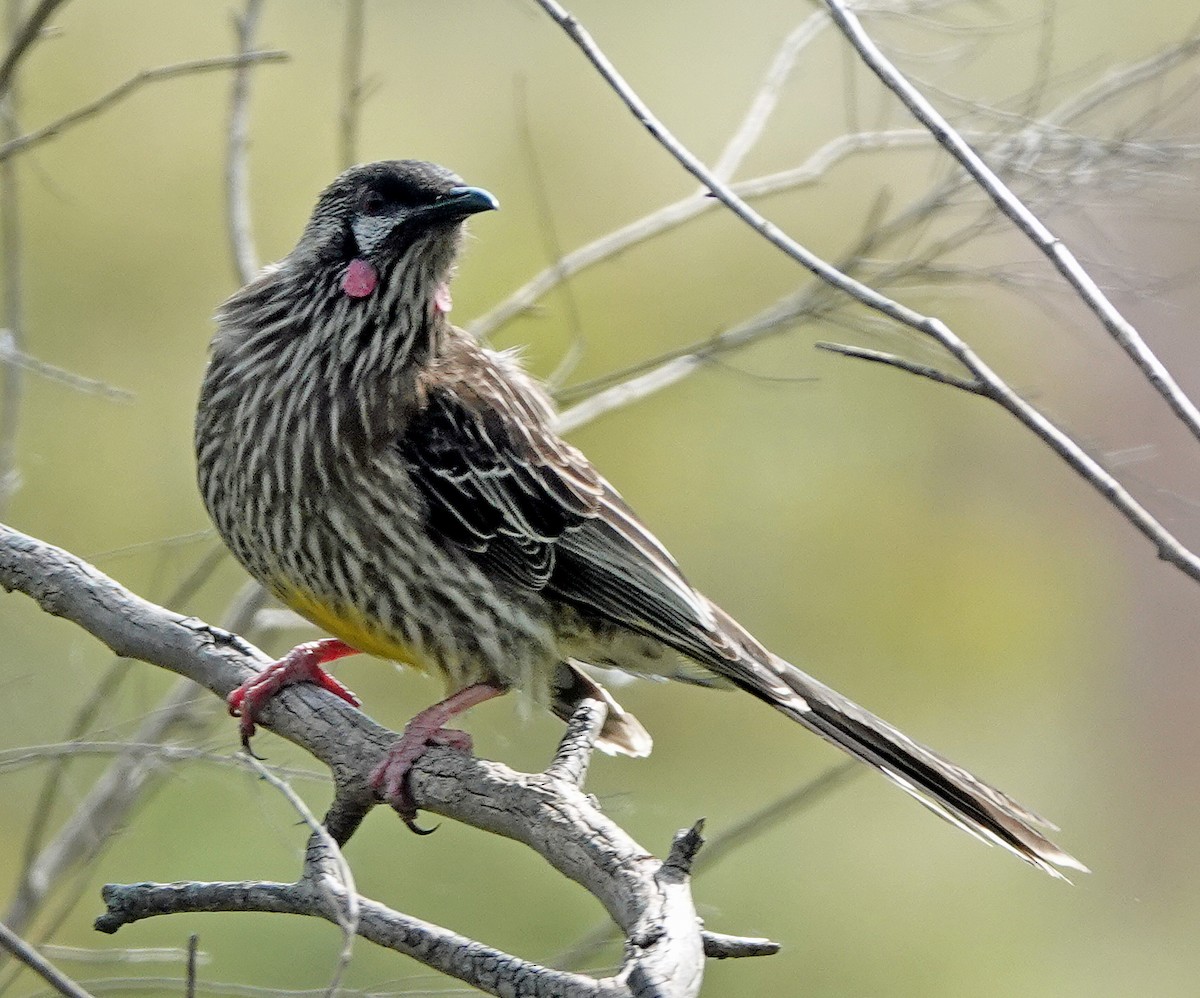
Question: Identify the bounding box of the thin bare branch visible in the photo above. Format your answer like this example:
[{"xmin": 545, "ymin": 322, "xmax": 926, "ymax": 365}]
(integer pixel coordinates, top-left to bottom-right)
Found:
[
  {"xmin": 226, "ymin": 1, "xmax": 267, "ymax": 285},
  {"xmin": 0, "ymin": 5, "xmax": 25, "ymax": 514},
  {"xmin": 540, "ymin": 93, "xmax": 1195, "ymax": 417},
  {"xmin": 3, "ymin": 578, "xmax": 267, "ymax": 940},
  {"xmin": 0, "ymin": 921, "xmax": 95, "ymax": 998},
  {"xmin": 470, "ymin": 129, "xmax": 931, "ymax": 343},
  {"xmin": 96, "ymin": 877, "xmax": 629, "ymax": 998},
  {"xmin": 0, "ymin": 741, "xmax": 325, "ymax": 782},
  {"xmin": 38, "ymin": 943, "xmax": 208, "ymax": 966},
  {"xmin": 531, "ymin": 0, "xmax": 907, "ymax": 294},
  {"xmin": 701, "ymin": 933, "xmax": 781, "ymax": 960},
  {"xmin": 556, "ymin": 352, "xmax": 703, "ymax": 434},
  {"xmin": 695, "ymin": 761, "xmax": 861, "ymax": 874},
  {"xmin": 532, "ymin": 0, "xmax": 1200, "ymax": 587},
  {"xmin": 712, "ymin": 11, "xmax": 829, "ymax": 181},
  {"xmin": 0, "ymin": 333, "xmax": 133, "ymax": 400},
  {"xmin": 555, "ymin": 276, "xmax": 837, "ymax": 429},
  {"xmin": 185, "ymin": 934, "xmax": 197, "ymax": 998},
  {"xmin": 0, "ymin": 0, "xmax": 68, "ymax": 100},
  {"xmin": 551, "ymin": 158, "xmax": 994, "ymax": 422},
  {"xmin": 338, "ymin": 0, "xmax": 366, "ymax": 170},
  {"xmin": 514, "ymin": 75, "xmax": 587, "ymax": 389},
  {"xmin": 1048, "ymin": 33, "xmax": 1200, "ymax": 129},
  {"xmin": 0, "ymin": 50, "xmax": 288, "ymax": 163},
  {"xmin": 244, "ymin": 758, "xmax": 358, "ymax": 998},
  {"xmin": 814, "ymin": 341, "xmax": 981, "ymax": 390},
  {"xmin": 554, "ymin": 762, "xmax": 857, "ymax": 970},
  {"xmin": 820, "ymin": 0, "xmax": 1200, "ymax": 444}
]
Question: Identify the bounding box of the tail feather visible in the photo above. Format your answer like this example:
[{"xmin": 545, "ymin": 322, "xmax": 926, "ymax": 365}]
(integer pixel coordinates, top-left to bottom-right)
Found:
[
  {"xmin": 551, "ymin": 661, "xmax": 653, "ymax": 758},
  {"xmin": 722, "ymin": 643, "xmax": 1085, "ymax": 879}
]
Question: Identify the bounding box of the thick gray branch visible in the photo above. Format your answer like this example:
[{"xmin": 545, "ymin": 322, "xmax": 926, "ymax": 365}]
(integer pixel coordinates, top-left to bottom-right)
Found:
[{"xmin": 1, "ymin": 522, "xmax": 777, "ymax": 996}]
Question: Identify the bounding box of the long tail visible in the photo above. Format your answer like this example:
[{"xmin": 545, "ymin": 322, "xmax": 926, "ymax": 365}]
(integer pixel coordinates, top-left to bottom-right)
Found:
[{"xmin": 709, "ymin": 612, "xmax": 1086, "ymax": 879}]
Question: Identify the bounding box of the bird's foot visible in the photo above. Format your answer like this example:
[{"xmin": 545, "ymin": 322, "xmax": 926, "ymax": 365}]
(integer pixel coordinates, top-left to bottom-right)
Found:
[
  {"xmin": 227, "ymin": 638, "xmax": 361, "ymax": 752},
  {"xmin": 371, "ymin": 727, "xmax": 473, "ymax": 834},
  {"xmin": 369, "ymin": 682, "xmax": 507, "ymax": 832}
]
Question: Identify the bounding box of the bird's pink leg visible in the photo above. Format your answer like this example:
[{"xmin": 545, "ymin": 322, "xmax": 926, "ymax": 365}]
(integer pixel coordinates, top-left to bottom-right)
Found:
[
  {"xmin": 227, "ymin": 638, "xmax": 362, "ymax": 749},
  {"xmin": 371, "ymin": 681, "xmax": 507, "ymax": 830}
]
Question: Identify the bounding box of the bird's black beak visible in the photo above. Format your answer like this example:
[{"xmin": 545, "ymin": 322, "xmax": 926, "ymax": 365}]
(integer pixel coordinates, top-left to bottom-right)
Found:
[{"xmin": 420, "ymin": 186, "xmax": 499, "ymax": 224}]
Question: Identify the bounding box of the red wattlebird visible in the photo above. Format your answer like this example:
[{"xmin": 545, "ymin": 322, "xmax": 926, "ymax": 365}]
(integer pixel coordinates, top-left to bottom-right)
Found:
[{"xmin": 196, "ymin": 160, "xmax": 1084, "ymax": 877}]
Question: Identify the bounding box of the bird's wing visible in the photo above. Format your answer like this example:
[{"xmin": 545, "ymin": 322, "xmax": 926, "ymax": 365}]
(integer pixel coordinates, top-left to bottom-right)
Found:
[
  {"xmin": 397, "ymin": 348, "xmax": 737, "ymax": 667},
  {"xmin": 396, "ymin": 343, "xmax": 1087, "ymax": 879}
]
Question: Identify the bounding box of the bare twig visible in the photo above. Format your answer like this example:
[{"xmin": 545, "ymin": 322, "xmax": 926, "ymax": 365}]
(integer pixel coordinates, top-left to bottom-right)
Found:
[
  {"xmin": 1048, "ymin": 33, "xmax": 1200, "ymax": 129},
  {"xmin": 0, "ymin": 921, "xmax": 95, "ymax": 998},
  {"xmin": 554, "ymin": 761, "xmax": 858, "ymax": 970},
  {"xmin": 2, "ymin": 580, "xmax": 267, "ymax": 940},
  {"xmin": 531, "ymin": 0, "xmax": 908, "ymax": 306},
  {"xmin": 469, "ymin": 130, "xmax": 929, "ymax": 343},
  {"xmin": 38, "ymin": 943, "xmax": 208, "ymax": 966},
  {"xmin": 514, "ymin": 75, "xmax": 587, "ymax": 389},
  {"xmin": 814, "ymin": 341, "xmax": 981, "ymax": 392},
  {"xmin": 556, "ymin": 276, "xmax": 838, "ymax": 429},
  {"xmin": 245, "ymin": 757, "xmax": 358, "ymax": 998},
  {"xmin": 0, "ymin": 334, "xmax": 132, "ymax": 400},
  {"xmin": 18, "ymin": 657, "xmax": 135, "ymax": 880},
  {"xmin": 0, "ymin": 51, "xmax": 288, "ymax": 163},
  {"xmin": 476, "ymin": 29, "xmax": 1200, "ymax": 357},
  {"xmin": 0, "ymin": 740, "xmax": 325, "ymax": 781},
  {"xmin": 0, "ymin": 0, "xmax": 67, "ymax": 100},
  {"xmin": 711, "ymin": 11, "xmax": 828, "ymax": 182},
  {"xmin": 338, "ymin": 0, "xmax": 366, "ymax": 170},
  {"xmin": 96, "ymin": 877, "xmax": 627, "ymax": 998},
  {"xmin": 185, "ymin": 934, "xmax": 197, "ymax": 998},
  {"xmin": 552, "ymin": 157, "xmax": 1003, "ymax": 422},
  {"xmin": 226, "ymin": 1, "xmax": 267, "ymax": 285},
  {"xmin": 0, "ymin": 5, "xmax": 25, "ymax": 513},
  {"xmin": 556, "ymin": 352, "xmax": 704, "ymax": 434},
  {"xmin": 4, "ymin": 23, "xmax": 278, "ymax": 950},
  {"xmin": 695, "ymin": 761, "xmax": 860, "ymax": 874},
  {"xmin": 819, "ymin": 0, "xmax": 1200, "ymax": 444},
  {"xmin": 701, "ymin": 933, "xmax": 781, "ymax": 960},
  {"xmin": 532, "ymin": 0, "xmax": 1200, "ymax": 586}
]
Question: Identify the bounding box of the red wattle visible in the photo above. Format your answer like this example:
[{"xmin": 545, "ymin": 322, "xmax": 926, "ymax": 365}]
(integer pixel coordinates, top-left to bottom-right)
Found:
[{"xmin": 342, "ymin": 258, "xmax": 378, "ymax": 297}]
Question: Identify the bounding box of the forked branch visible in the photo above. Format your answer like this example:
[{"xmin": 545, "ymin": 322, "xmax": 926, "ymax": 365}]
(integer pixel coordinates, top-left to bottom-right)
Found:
[{"xmin": 0, "ymin": 522, "xmax": 776, "ymax": 998}]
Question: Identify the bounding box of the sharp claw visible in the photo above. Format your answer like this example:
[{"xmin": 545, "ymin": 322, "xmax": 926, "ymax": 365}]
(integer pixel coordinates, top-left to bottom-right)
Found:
[
  {"xmin": 369, "ymin": 684, "xmax": 506, "ymax": 828},
  {"xmin": 395, "ymin": 779, "xmax": 437, "ymax": 834},
  {"xmin": 240, "ymin": 732, "xmax": 266, "ymax": 760},
  {"xmin": 403, "ymin": 815, "xmax": 439, "ymax": 835}
]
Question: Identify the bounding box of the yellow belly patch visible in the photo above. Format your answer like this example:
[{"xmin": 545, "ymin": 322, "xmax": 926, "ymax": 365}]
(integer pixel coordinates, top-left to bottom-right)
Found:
[{"xmin": 275, "ymin": 583, "xmax": 432, "ymax": 673}]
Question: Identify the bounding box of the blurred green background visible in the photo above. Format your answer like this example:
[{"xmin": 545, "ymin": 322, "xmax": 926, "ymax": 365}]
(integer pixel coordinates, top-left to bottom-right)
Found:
[{"xmin": 3, "ymin": 1, "xmax": 1200, "ymax": 995}]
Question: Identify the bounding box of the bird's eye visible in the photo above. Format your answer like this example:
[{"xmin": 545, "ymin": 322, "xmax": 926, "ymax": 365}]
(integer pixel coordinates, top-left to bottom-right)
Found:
[{"xmin": 360, "ymin": 190, "xmax": 388, "ymax": 216}]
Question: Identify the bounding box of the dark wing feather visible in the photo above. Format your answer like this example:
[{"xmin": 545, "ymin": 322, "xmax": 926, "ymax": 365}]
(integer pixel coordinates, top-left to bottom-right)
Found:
[
  {"xmin": 398, "ymin": 354, "xmax": 731, "ymax": 664},
  {"xmin": 397, "ymin": 346, "xmax": 1086, "ymax": 878}
]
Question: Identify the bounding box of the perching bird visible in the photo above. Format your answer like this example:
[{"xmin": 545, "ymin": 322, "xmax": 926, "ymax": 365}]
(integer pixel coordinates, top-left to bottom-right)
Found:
[{"xmin": 196, "ymin": 159, "xmax": 1084, "ymax": 877}]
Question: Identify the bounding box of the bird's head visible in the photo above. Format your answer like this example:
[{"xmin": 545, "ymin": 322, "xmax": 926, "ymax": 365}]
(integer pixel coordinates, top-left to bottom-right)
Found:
[{"xmin": 293, "ymin": 159, "xmax": 498, "ymax": 307}]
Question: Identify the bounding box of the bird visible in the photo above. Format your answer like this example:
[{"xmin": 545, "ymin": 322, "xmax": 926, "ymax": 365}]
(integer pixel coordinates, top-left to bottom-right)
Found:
[{"xmin": 195, "ymin": 158, "xmax": 1084, "ymax": 877}]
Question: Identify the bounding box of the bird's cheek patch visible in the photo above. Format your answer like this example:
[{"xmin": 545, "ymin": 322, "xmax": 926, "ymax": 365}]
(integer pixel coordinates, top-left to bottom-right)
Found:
[
  {"xmin": 433, "ymin": 282, "xmax": 453, "ymax": 315},
  {"xmin": 342, "ymin": 258, "xmax": 378, "ymax": 298}
]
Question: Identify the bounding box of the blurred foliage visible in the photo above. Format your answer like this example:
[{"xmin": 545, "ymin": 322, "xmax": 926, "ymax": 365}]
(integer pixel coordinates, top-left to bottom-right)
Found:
[{"xmin": 2, "ymin": 1, "xmax": 1200, "ymax": 996}]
